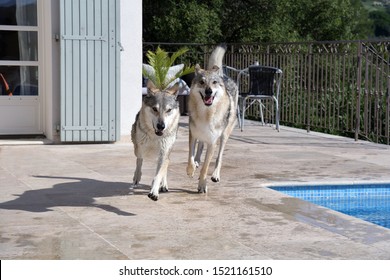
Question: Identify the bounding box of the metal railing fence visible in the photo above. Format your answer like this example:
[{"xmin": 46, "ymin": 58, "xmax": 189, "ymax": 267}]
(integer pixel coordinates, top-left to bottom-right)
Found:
[{"xmin": 143, "ymin": 40, "xmax": 390, "ymax": 144}]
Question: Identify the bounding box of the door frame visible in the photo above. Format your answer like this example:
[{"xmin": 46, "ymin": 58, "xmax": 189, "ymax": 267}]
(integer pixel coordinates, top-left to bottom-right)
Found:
[{"xmin": 0, "ymin": 0, "xmax": 45, "ymax": 135}]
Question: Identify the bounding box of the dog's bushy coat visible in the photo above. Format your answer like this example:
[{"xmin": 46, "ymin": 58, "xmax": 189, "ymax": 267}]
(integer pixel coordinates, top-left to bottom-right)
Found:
[{"xmin": 187, "ymin": 45, "xmax": 238, "ymax": 193}]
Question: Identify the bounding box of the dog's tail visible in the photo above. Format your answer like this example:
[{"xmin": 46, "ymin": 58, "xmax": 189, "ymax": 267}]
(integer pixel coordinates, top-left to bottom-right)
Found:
[{"xmin": 207, "ymin": 43, "xmax": 227, "ymax": 75}]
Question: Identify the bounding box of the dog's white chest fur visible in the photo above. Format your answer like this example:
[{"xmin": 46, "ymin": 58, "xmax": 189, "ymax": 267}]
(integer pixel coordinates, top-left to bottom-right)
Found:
[
  {"xmin": 139, "ymin": 133, "xmax": 176, "ymax": 157},
  {"xmin": 189, "ymin": 107, "xmax": 225, "ymax": 145}
]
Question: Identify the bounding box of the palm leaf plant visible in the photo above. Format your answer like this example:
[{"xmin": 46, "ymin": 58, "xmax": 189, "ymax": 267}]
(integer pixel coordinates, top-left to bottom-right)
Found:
[{"xmin": 143, "ymin": 46, "xmax": 194, "ymax": 90}]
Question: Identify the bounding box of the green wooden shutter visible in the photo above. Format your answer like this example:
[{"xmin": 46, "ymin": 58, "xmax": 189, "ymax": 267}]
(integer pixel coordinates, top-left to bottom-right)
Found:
[{"xmin": 60, "ymin": 0, "xmax": 120, "ymax": 142}]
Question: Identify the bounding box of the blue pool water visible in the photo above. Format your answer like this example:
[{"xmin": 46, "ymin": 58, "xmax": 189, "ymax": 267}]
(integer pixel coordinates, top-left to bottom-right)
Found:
[{"xmin": 270, "ymin": 184, "xmax": 390, "ymax": 229}]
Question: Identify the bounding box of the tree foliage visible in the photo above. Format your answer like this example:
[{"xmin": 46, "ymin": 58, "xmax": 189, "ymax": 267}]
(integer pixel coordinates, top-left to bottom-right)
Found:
[
  {"xmin": 369, "ymin": 9, "xmax": 390, "ymax": 37},
  {"xmin": 143, "ymin": 0, "xmax": 375, "ymax": 43},
  {"xmin": 143, "ymin": 0, "xmax": 222, "ymax": 43},
  {"xmin": 288, "ymin": 0, "xmax": 371, "ymax": 41}
]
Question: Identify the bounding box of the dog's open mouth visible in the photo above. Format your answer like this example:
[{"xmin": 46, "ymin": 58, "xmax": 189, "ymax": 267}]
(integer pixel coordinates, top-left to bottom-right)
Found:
[
  {"xmin": 203, "ymin": 96, "xmax": 214, "ymax": 106},
  {"xmin": 155, "ymin": 130, "xmax": 163, "ymax": 136}
]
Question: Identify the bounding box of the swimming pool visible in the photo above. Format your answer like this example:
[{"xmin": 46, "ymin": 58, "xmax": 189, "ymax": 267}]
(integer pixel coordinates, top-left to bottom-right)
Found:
[{"xmin": 269, "ymin": 183, "xmax": 390, "ymax": 229}]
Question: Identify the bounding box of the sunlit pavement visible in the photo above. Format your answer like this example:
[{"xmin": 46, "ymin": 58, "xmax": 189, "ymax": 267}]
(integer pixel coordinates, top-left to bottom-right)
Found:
[{"xmin": 1, "ymin": 116, "xmax": 390, "ymax": 259}]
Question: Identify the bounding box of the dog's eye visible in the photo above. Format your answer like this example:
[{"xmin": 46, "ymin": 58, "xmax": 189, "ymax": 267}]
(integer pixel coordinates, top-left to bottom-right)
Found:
[
  {"xmin": 166, "ymin": 109, "xmax": 172, "ymax": 113},
  {"xmin": 152, "ymin": 107, "xmax": 158, "ymax": 112},
  {"xmin": 213, "ymin": 80, "xmax": 218, "ymax": 84},
  {"xmin": 199, "ymin": 80, "xmax": 205, "ymax": 85}
]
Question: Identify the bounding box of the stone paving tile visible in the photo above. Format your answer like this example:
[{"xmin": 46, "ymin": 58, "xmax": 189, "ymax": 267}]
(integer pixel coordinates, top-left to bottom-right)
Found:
[{"xmin": 1, "ymin": 117, "xmax": 390, "ymax": 259}]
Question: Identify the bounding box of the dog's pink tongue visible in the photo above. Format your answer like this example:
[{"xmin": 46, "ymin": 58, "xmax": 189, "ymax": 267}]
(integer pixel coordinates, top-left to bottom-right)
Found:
[{"xmin": 204, "ymin": 96, "xmax": 213, "ymax": 105}]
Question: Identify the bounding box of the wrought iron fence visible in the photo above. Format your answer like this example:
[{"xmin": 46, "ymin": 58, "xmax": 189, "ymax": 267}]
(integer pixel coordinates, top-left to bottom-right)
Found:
[{"xmin": 143, "ymin": 40, "xmax": 390, "ymax": 145}]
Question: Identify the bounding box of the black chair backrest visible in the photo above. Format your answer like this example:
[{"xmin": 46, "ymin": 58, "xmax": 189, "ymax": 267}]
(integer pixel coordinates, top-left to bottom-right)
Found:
[
  {"xmin": 248, "ymin": 66, "xmax": 278, "ymax": 96},
  {"xmin": 181, "ymin": 73, "xmax": 195, "ymax": 88}
]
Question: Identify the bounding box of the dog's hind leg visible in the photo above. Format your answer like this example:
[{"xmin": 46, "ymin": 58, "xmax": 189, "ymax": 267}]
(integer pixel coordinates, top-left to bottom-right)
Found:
[
  {"xmin": 211, "ymin": 122, "xmax": 235, "ymax": 183},
  {"xmin": 198, "ymin": 143, "xmax": 216, "ymax": 193},
  {"xmin": 194, "ymin": 140, "xmax": 204, "ymax": 167},
  {"xmin": 148, "ymin": 156, "xmax": 170, "ymax": 201},
  {"xmin": 211, "ymin": 136, "xmax": 227, "ymax": 183},
  {"xmin": 186, "ymin": 131, "xmax": 198, "ymax": 178},
  {"xmin": 133, "ymin": 157, "xmax": 143, "ymax": 185}
]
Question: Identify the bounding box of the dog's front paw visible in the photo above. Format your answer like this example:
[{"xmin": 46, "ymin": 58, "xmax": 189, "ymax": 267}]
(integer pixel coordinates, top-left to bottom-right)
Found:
[
  {"xmin": 159, "ymin": 178, "xmax": 169, "ymax": 192},
  {"xmin": 211, "ymin": 170, "xmax": 220, "ymax": 183},
  {"xmin": 133, "ymin": 171, "xmax": 142, "ymax": 186},
  {"xmin": 133, "ymin": 178, "xmax": 140, "ymax": 186},
  {"xmin": 194, "ymin": 160, "xmax": 200, "ymax": 168},
  {"xmin": 148, "ymin": 192, "xmax": 159, "ymax": 201},
  {"xmin": 197, "ymin": 179, "xmax": 207, "ymax": 193},
  {"xmin": 186, "ymin": 162, "xmax": 196, "ymax": 178},
  {"xmin": 211, "ymin": 176, "xmax": 220, "ymax": 183}
]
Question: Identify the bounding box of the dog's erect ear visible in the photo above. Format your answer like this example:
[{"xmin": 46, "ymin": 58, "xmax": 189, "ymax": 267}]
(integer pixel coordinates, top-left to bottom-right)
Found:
[
  {"xmin": 146, "ymin": 80, "xmax": 159, "ymax": 95},
  {"xmin": 195, "ymin": 64, "xmax": 204, "ymax": 75},
  {"xmin": 165, "ymin": 82, "xmax": 180, "ymax": 96},
  {"xmin": 147, "ymin": 79, "xmax": 158, "ymax": 92}
]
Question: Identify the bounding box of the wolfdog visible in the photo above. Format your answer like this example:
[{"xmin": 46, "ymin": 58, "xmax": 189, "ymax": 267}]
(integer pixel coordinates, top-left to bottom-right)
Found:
[
  {"xmin": 131, "ymin": 80, "xmax": 180, "ymax": 201},
  {"xmin": 186, "ymin": 45, "xmax": 238, "ymax": 193}
]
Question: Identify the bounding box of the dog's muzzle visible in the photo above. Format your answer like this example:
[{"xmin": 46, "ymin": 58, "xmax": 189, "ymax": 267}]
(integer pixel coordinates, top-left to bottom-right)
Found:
[
  {"xmin": 155, "ymin": 122, "xmax": 165, "ymax": 136},
  {"xmin": 201, "ymin": 87, "xmax": 214, "ymax": 106}
]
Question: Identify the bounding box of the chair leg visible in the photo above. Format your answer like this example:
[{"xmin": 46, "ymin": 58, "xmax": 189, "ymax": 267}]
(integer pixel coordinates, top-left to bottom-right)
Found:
[
  {"xmin": 274, "ymin": 97, "xmax": 280, "ymax": 132},
  {"xmin": 241, "ymin": 98, "xmax": 247, "ymax": 131},
  {"xmin": 258, "ymin": 100, "xmax": 265, "ymax": 126},
  {"xmin": 237, "ymin": 104, "xmax": 242, "ymax": 129}
]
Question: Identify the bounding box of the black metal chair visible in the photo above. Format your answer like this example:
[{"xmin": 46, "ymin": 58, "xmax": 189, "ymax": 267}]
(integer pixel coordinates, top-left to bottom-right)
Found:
[
  {"xmin": 222, "ymin": 65, "xmax": 243, "ymax": 128},
  {"xmin": 237, "ymin": 65, "xmax": 283, "ymax": 131}
]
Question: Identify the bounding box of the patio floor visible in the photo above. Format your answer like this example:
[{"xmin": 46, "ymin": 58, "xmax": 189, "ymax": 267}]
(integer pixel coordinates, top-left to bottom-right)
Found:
[{"xmin": 1, "ymin": 116, "xmax": 390, "ymax": 259}]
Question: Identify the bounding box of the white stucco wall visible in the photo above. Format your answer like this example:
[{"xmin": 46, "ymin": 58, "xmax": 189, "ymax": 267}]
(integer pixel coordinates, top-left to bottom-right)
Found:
[{"xmin": 120, "ymin": 0, "xmax": 142, "ymax": 140}]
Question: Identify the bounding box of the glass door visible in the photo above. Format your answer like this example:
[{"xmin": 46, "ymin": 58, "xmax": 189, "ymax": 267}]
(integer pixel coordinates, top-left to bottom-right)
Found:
[{"xmin": 0, "ymin": 0, "xmax": 42, "ymax": 135}]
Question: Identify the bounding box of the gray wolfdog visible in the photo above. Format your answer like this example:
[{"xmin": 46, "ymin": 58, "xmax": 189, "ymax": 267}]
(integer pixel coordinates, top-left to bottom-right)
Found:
[
  {"xmin": 187, "ymin": 45, "xmax": 238, "ymax": 193},
  {"xmin": 131, "ymin": 80, "xmax": 180, "ymax": 201}
]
